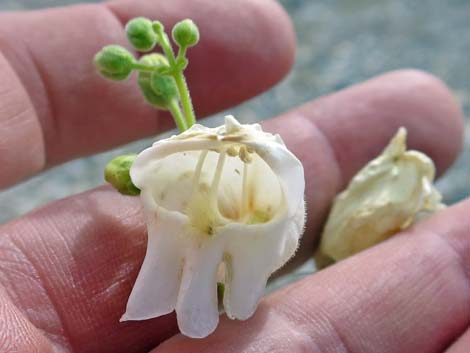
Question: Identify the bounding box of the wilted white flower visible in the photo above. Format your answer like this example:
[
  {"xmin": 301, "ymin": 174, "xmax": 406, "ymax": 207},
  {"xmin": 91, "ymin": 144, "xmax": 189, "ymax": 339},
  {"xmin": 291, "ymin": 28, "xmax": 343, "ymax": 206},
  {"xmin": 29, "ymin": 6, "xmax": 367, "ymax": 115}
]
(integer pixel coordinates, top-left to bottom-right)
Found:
[
  {"xmin": 121, "ymin": 116, "xmax": 305, "ymax": 338},
  {"xmin": 317, "ymin": 127, "xmax": 444, "ymax": 267}
]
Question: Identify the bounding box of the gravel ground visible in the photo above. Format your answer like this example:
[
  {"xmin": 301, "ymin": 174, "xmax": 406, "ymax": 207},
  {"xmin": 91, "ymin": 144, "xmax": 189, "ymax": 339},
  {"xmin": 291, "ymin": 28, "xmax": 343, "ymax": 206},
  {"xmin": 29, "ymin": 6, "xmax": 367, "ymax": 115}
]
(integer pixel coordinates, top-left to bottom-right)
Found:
[{"xmin": 0, "ymin": 0, "xmax": 469, "ymax": 224}]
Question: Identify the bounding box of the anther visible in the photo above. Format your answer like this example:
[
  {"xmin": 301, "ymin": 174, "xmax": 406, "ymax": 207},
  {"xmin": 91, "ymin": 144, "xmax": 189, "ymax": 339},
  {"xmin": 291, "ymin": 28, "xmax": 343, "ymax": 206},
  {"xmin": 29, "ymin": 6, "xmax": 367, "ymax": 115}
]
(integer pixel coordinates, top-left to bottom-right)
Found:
[
  {"xmin": 226, "ymin": 146, "xmax": 239, "ymax": 157},
  {"xmin": 239, "ymin": 146, "xmax": 252, "ymax": 163}
]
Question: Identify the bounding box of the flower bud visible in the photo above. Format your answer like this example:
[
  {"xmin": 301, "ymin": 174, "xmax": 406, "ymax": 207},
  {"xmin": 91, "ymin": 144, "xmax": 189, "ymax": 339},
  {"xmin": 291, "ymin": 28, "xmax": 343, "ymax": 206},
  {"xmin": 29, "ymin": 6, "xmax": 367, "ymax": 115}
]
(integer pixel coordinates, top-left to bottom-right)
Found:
[
  {"xmin": 104, "ymin": 154, "xmax": 140, "ymax": 196},
  {"xmin": 93, "ymin": 45, "xmax": 135, "ymax": 81},
  {"xmin": 125, "ymin": 17, "xmax": 158, "ymax": 52},
  {"xmin": 172, "ymin": 19, "xmax": 200, "ymax": 48},
  {"xmin": 138, "ymin": 54, "xmax": 179, "ymax": 109}
]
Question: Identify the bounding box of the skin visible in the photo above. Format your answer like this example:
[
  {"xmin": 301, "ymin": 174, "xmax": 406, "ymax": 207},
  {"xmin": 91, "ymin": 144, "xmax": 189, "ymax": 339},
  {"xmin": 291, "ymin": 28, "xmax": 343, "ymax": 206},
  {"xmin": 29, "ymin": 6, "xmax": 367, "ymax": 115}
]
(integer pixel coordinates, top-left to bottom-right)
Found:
[{"xmin": 0, "ymin": 0, "xmax": 468, "ymax": 352}]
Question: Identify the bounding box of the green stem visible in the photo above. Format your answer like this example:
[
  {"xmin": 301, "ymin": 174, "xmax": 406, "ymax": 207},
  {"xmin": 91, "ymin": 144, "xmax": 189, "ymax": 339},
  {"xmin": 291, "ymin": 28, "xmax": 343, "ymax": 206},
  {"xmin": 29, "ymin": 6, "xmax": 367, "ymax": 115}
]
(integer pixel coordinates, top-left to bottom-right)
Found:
[
  {"xmin": 168, "ymin": 100, "xmax": 188, "ymax": 131},
  {"xmin": 176, "ymin": 46, "xmax": 187, "ymax": 64},
  {"xmin": 174, "ymin": 71, "xmax": 196, "ymax": 127},
  {"xmin": 154, "ymin": 28, "xmax": 196, "ymax": 128},
  {"xmin": 156, "ymin": 30, "xmax": 177, "ymax": 66}
]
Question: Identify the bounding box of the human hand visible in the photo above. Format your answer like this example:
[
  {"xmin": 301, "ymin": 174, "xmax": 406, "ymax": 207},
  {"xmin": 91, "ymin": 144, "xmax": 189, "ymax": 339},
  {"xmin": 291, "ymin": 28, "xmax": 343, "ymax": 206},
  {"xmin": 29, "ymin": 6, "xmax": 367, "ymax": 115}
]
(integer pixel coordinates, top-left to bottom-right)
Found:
[{"xmin": 0, "ymin": 0, "xmax": 467, "ymax": 352}]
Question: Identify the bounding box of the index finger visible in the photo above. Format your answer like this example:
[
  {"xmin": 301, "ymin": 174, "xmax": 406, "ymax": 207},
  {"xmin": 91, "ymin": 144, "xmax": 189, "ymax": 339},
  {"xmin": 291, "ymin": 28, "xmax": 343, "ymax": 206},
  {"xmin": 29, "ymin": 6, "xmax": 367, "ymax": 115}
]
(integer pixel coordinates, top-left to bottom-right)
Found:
[{"xmin": 0, "ymin": 0, "xmax": 295, "ymax": 187}]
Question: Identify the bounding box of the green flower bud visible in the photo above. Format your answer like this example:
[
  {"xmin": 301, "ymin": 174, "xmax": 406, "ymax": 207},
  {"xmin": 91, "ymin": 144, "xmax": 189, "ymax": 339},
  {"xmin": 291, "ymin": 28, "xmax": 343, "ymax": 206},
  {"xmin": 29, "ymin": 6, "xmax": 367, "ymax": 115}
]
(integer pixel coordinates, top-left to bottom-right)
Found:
[
  {"xmin": 172, "ymin": 19, "xmax": 200, "ymax": 48},
  {"xmin": 104, "ymin": 154, "xmax": 140, "ymax": 196},
  {"xmin": 125, "ymin": 17, "xmax": 158, "ymax": 52},
  {"xmin": 138, "ymin": 54, "xmax": 179, "ymax": 109},
  {"xmin": 93, "ymin": 45, "xmax": 135, "ymax": 81}
]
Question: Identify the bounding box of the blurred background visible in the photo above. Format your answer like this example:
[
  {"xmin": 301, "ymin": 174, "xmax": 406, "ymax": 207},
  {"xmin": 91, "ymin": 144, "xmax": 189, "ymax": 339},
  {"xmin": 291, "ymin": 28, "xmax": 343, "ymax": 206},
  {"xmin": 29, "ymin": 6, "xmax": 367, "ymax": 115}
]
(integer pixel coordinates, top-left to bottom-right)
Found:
[{"xmin": 0, "ymin": 0, "xmax": 469, "ymax": 224}]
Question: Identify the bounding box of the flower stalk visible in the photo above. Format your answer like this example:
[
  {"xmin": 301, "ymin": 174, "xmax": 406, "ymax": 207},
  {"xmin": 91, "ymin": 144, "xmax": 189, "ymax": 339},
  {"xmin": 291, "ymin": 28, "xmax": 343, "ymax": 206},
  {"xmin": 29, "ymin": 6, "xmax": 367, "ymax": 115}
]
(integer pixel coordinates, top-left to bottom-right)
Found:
[
  {"xmin": 153, "ymin": 20, "xmax": 197, "ymax": 127},
  {"xmin": 94, "ymin": 17, "xmax": 199, "ymax": 132},
  {"xmin": 94, "ymin": 17, "xmax": 201, "ymax": 195}
]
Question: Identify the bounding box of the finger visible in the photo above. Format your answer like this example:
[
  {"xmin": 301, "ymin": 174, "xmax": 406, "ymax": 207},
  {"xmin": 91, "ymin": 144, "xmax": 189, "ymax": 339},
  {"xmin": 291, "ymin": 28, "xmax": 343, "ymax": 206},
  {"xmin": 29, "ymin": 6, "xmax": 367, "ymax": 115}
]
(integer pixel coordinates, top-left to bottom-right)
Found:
[
  {"xmin": 0, "ymin": 287, "xmax": 55, "ymax": 353},
  {"xmin": 153, "ymin": 200, "xmax": 470, "ymax": 353},
  {"xmin": 446, "ymin": 329, "xmax": 470, "ymax": 353},
  {"xmin": 0, "ymin": 0, "xmax": 295, "ymax": 187},
  {"xmin": 0, "ymin": 70, "xmax": 463, "ymax": 353}
]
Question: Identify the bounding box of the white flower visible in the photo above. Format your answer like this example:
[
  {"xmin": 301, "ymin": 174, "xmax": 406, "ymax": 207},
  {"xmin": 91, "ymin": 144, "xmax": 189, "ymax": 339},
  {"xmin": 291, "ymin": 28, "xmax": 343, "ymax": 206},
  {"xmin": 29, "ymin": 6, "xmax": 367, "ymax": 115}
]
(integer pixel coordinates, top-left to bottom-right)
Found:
[
  {"xmin": 317, "ymin": 127, "xmax": 444, "ymax": 266},
  {"xmin": 121, "ymin": 116, "xmax": 305, "ymax": 338}
]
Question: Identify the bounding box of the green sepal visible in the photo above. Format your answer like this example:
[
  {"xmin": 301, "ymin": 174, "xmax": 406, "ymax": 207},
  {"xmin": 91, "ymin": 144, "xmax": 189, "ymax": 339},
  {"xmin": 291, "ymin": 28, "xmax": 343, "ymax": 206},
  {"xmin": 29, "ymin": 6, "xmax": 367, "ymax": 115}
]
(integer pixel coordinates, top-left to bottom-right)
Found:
[
  {"xmin": 104, "ymin": 154, "xmax": 141, "ymax": 196},
  {"xmin": 126, "ymin": 17, "xmax": 158, "ymax": 52}
]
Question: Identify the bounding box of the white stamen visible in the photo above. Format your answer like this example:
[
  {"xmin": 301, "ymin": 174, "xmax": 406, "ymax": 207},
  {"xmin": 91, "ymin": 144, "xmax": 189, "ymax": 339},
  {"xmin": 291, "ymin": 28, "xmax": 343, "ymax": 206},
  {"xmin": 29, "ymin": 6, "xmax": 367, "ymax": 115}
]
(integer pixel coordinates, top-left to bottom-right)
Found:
[
  {"xmin": 241, "ymin": 161, "xmax": 249, "ymax": 220},
  {"xmin": 192, "ymin": 150, "xmax": 208, "ymax": 190},
  {"xmin": 210, "ymin": 150, "xmax": 227, "ymax": 216}
]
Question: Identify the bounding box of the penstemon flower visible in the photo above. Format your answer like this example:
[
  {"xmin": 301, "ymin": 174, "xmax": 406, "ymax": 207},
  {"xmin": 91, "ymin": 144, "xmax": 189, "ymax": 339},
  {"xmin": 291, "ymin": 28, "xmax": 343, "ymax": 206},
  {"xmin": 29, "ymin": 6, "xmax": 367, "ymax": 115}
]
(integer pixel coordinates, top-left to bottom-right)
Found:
[
  {"xmin": 316, "ymin": 127, "xmax": 444, "ymax": 268},
  {"xmin": 95, "ymin": 17, "xmax": 306, "ymax": 338},
  {"xmin": 121, "ymin": 116, "xmax": 305, "ymax": 338}
]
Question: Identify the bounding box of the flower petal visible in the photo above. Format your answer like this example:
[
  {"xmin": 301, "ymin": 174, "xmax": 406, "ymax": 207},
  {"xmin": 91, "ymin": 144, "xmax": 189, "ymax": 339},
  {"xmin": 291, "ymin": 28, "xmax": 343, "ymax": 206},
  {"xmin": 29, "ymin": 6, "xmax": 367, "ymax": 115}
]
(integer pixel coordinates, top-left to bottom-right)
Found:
[
  {"xmin": 221, "ymin": 219, "xmax": 293, "ymax": 320},
  {"xmin": 121, "ymin": 210, "xmax": 185, "ymax": 321},
  {"xmin": 176, "ymin": 239, "xmax": 224, "ymax": 338}
]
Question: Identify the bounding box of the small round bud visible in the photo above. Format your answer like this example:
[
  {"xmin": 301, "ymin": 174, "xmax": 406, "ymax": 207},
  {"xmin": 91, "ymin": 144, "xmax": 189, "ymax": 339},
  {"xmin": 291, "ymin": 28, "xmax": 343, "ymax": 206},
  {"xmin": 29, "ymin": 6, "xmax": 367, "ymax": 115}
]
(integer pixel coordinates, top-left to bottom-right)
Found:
[
  {"xmin": 104, "ymin": 154, "xmax": 140, "ymax": 196},
  {"xmin": 125, "ymin": 17, "xmax": 158, "ymax": 52},
  {"xmin": 172, "ymin": 19, "xmax": 200, "ymax": 48},
  {"xmin": 138, "ymin": 54, "xmax": 179, "ymax": 109},
  {"xmin": 93, "ymin": 45, "xmax": 135, "ymax": 81}
]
